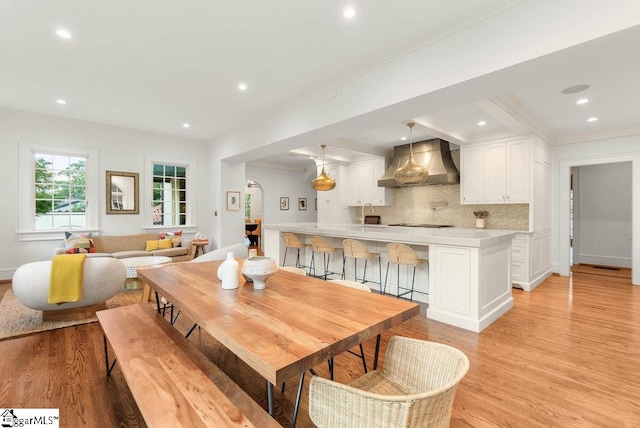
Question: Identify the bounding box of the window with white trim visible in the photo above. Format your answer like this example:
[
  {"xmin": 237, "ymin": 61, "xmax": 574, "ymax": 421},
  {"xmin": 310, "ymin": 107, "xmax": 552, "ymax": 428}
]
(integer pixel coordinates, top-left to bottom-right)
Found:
[
  {"xmin": 19, "ymin": 142, "xmax": 99, "ymax": 234},
  {"xmin": 146, "ymin": 157, "xmax": 194, "ymax": 227}
]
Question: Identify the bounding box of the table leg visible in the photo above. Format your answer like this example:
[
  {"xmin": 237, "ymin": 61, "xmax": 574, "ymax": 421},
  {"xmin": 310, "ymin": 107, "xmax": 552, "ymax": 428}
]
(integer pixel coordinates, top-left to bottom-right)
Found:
[
  {"xmin": 154, "ymin": 291, "xmax": 161, "ymax": 315},
  {"xmin": 267, "ymin": 381, "xmax": 274, "ymax": 416},
  {"xmin": 373, "ymin": 334, "xmax": 381, "ymax": 370},
  {"xmin": 291, "ymin": 372, "xmax": 305, "ymax": 428}
]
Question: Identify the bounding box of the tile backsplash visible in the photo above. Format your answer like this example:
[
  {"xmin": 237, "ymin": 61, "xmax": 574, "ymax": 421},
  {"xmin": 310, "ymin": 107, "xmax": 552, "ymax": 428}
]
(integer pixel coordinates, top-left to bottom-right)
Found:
[
  {"xmin": 366, "ymin": 184, "xmax": 529, "ymax": 230},
  {"xmin": 364, "ymin": 147, "xmax": 529, "ymax": 230}
]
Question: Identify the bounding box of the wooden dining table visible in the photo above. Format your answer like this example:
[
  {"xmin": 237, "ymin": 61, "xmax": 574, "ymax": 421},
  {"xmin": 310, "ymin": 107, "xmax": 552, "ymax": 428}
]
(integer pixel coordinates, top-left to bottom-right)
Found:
[{"xmin": 138, "ymin": 258, "xmax": 420, "ymax": 427}]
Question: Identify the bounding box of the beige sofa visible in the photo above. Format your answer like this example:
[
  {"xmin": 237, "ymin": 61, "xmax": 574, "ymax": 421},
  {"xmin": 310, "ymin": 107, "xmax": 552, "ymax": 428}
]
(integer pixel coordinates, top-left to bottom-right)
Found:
[{"xmin": 55, "ymin": 233, "xmax": 194, "ymax": 262}]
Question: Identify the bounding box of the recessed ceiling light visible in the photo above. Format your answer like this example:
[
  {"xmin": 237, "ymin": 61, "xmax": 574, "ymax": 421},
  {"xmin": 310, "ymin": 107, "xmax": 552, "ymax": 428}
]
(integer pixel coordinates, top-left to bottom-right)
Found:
[
  {"xmin": 587, "ymin": 117, "xmax": 598, "ymax": 122},
  {"xmin": 561, "ymin": 84, "xmax": 590, "ymax": 94},
  {"xmin": 56, "ymin": 99, "xmax": 66, "ymax": 105},
  {"xmin": 238, "ymin": 83, "xmax": 248, "ymax": 91},
  {"xmin": 56, "ymin": 29, "xmax": 71, "ymax": 39},
  {"xmin": 477, "ymin": 120, "xmax": 486, "ymax": 126},
  {"xmin": 343, "ymin": 7, "xmax": 356, "ymax": 19},
  {"xmin": 576, "ymin": 98, "xmax": 589, "ymax": 105},
  {"xmin": 400, "ymin": 137, "xmax": 407, "ymax": 141},
  {"xmin": 182, "ymin": 123, "xmax": 190, "ymax": 128}
]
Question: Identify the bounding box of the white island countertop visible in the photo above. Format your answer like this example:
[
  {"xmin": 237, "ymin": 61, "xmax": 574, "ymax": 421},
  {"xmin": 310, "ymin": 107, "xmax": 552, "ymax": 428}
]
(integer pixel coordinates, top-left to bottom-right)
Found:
[
  {"xmin": 263, "ymin": 222, "xmax": 517, "ymax": 248},
  {"xmin": 263, "ymin": 222, "xmax": 516, "ymax": 332}
]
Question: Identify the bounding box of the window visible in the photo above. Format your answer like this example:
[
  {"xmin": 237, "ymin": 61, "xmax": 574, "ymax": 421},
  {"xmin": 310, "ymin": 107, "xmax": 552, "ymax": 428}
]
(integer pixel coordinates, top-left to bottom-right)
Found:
[
  {"xmin": 34, "ymin": 153, "xmax": 87, "ymax": 230},
  {"xmin": 19, "ymin": 142, "xmax": 98, "ymax": 236},
  {"xmin": 152, "ymin": 162, "xmax": 187, "ymax": 226}
]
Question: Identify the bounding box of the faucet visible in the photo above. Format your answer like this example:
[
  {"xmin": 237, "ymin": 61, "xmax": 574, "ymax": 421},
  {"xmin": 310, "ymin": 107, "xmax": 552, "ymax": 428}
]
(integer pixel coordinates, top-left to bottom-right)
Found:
[{"xmin": 361, "ymin": 203, "xmax": 373, "ymax": 225}]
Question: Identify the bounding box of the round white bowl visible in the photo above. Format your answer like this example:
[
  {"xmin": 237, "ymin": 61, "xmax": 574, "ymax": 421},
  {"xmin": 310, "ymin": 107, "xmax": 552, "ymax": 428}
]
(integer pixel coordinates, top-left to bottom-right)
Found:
[{"xmin": 242, "ymin": 256, "xmax": 277, "ymax": 290}]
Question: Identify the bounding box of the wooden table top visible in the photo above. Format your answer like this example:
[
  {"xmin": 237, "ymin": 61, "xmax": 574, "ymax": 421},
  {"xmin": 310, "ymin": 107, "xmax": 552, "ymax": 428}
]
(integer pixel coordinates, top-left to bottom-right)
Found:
[{"xmin": 138, "ymin": 259, "xmax": 420, "ymax": 385}]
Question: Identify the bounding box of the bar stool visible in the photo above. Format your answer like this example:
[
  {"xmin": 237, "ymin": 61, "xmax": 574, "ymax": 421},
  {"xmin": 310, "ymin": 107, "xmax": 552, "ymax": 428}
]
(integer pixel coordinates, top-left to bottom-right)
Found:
[
  {"xmin": 384, "ymin": 243, "xmax": 428, "ymax": 302},
  {"xmin": 341, "ymin": 239, "xmax": 382, "ymax": 293},
  {"xmin": 309, "ymin": 236, "xmax": 342, "ymax": 280},
  {"xmin": 282, "ymin": 232, "xmax": 309, "ymax": 268}
]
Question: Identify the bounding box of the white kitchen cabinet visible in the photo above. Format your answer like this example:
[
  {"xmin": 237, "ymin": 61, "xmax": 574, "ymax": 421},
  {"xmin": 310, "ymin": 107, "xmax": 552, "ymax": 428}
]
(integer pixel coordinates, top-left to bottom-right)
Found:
[
  {"xmin": 461, "ymin": 137, "xmax": 530, "ymax": 204},
  {"xmin": 460, "ymin": 145, "xmax": 483, "ymax": 203},
  {"xmin": 316, "ymin": 164, "xmax": 351, "ymax": 223},
  {"xmin": 346, "ymin": 158, "xmax": 392, "ymax": 206},
  {"xmin": 511, "ymin": 231, "xmax": 551, "ymax": 291}
]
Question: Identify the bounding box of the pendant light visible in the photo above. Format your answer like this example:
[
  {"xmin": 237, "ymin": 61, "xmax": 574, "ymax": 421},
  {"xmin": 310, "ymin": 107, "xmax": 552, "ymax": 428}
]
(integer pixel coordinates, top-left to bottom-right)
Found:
[
  {"xmin": 311, "ymin": 144, "xmax": 336, "ymax": 191},
  {"xmin": 394, "ymin": 122, "xmax": 428, "ymax": 185}
]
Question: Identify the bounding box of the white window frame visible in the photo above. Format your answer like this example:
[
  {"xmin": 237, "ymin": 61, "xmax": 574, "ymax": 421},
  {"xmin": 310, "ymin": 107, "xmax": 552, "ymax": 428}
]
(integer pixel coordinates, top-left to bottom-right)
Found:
[
  {"xmin": 18, "ymin": 141, "xmax": 99, "ymax": 241},
  {"xmin": 144, "ymin": 155, "xmax": 196, "ymax": 230}
]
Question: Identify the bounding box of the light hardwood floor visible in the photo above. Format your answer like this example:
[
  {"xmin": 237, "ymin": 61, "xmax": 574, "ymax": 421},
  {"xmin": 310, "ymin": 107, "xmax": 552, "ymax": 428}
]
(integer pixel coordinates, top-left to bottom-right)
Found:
[{"xmin": 0, "ymin": 271, "xmax": 639, "ymax": 427}]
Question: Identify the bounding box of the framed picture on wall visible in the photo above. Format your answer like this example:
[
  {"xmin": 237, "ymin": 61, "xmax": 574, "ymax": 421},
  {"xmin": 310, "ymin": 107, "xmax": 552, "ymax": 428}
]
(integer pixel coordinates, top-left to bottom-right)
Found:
[
  {"xmin": 280, "ymin": 197, "xmax": 289, "ymax": 210},
  {"xmin": 298, "ymin": 198, "xmax": 307, "ymax": 210},
  {"xmin": 227, "ymin": 191, "xmax": 241, "ymax": 211}
]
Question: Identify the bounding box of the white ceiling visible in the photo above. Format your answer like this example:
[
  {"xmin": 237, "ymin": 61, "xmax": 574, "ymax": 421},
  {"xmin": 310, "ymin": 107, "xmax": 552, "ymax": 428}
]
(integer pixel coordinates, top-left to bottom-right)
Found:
[{"xmin": 2, "ymin": 1, "xmax": 640, "ymax": 169}]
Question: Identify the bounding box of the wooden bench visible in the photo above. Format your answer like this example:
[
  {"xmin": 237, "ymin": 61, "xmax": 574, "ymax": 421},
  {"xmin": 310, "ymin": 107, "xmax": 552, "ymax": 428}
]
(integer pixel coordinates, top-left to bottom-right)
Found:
[{"xmin": 97, "ymin": 303, "xmax": 279, "ymax": 427}]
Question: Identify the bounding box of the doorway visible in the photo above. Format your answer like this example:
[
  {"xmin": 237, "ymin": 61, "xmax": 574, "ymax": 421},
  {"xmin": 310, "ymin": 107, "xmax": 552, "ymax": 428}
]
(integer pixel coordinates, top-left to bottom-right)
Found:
[
  {"xmin": 567, "ymin": 161, "xmax": 633, "ymax": 280},
  {"xmin": 245, "ymin": 180, "xmax": 263, "ymax": 254}
]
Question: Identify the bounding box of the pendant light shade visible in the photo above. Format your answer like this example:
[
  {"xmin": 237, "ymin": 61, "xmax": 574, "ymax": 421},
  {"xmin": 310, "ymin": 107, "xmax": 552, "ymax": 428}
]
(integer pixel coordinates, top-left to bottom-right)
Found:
[
  {"xmin": 394, "ymin": 122, "xmax": 429, "ymax": 185},
  {"xmin": 311, "ymin": 144, "xmax": 336, "ymax": 191}
]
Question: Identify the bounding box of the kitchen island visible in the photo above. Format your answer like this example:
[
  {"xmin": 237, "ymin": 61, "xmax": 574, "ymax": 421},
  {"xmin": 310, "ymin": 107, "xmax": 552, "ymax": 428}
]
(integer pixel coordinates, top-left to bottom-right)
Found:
[{"xmin": 263, "ymin": 222, "xmax": 516, "ymax": 332}]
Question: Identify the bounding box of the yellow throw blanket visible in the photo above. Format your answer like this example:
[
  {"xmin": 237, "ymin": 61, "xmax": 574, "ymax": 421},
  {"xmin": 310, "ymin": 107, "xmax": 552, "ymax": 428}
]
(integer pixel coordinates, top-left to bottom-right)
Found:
[{"xmin": 48, "ymin": 254, "xmax": 87, "ymax": 304}]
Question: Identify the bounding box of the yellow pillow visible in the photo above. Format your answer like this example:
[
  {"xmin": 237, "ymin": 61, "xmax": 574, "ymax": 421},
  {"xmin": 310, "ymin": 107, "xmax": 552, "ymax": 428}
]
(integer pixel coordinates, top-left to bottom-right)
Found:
[{"xmin": 146, "ymin": 239, "xmax": 173, "ymax": 251}]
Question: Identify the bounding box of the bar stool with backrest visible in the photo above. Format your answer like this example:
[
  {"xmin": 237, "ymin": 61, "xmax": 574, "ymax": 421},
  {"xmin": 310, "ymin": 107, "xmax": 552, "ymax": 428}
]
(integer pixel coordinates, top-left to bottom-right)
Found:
[
  {"xmin": 384, "ymin": 243, "xmax": 428, "ymax": 302},
  {"xmin": 309, "ymin": 236, "xmax": 342, "ymax": 280},
  {"xmin": 341, "ymin": 239, "xmax": 382, "ymax": 293},
  {"xmin": 282, "ymin": 232, "xmax": 310, "ymax": 268}
]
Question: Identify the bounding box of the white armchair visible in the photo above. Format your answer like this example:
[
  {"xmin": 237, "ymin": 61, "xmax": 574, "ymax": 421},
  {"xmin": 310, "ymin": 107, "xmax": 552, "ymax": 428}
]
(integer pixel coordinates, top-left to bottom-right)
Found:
[{"xmin": 12, "ymin": 258, "xmax": 126, "ymax": 321}]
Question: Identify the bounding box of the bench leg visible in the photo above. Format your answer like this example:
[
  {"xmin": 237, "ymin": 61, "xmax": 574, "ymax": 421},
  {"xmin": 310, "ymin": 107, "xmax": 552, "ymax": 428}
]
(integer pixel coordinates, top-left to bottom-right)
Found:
[{"xmin": 103, "ymin": 334, "xmax": 117, "ymax": 376}]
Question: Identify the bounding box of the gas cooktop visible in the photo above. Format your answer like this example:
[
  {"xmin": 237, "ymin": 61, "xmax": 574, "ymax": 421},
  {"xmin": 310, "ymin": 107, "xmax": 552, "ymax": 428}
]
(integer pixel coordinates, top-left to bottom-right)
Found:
[{"xmin": 388, "ymin": 223, "xmax": 454, "ymax": 228}]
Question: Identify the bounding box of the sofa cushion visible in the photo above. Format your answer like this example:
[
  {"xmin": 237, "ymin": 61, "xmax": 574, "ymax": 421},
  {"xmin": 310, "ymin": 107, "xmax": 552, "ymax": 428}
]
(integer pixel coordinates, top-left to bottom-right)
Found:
[
  {"xmin": 152, "ymin": 247, "xmax": 189, "ymax": 257},
  {"xmin": 159, "ymin": 231, "xmax": 183, "ymax": 247},
  {"xmin": 65, "ymin": 232, "xmax": 96, "ymax": 254},
  {"xmin": 112, "ymin": 250, "xmax": 150, "ymax": 259},
  {"xmin": 145, "ymin": 239, "xmax": 173, "ymax": 251}
]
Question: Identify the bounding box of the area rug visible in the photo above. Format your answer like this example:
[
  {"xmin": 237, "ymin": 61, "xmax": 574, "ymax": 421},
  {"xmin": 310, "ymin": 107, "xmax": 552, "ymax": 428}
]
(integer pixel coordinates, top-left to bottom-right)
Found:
[{"xmin": 0, "ymin": 289, "xmax": 144, "ymax": 340}]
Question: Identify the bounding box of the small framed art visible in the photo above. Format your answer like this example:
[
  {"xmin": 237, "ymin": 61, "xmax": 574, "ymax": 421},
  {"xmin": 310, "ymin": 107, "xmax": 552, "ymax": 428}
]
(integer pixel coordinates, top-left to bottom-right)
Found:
[
  {"xmin": 298, "ymin": 198, "xmax": 307, "ymax": 210},
  {"xmin": 227, "ymin": 191, "xmax": 241, "ymax": 211},
  {"xmin": 280, "ymin": 197, "xmax": 289, "ymax": 210}
]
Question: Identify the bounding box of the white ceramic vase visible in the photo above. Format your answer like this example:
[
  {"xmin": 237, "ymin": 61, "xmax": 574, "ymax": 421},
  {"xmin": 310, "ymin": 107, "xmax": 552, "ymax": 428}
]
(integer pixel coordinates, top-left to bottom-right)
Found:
[
  {"xmin": 217, "ymin": 252, "xmax": 239, "ymax": 289},
  {"xmin": 242, "ymin": 256, "xmax": 277, "ymax": 290},
  {"xmin": 475, "ymin": 218, "xmax": 486, "ymax": 229}
]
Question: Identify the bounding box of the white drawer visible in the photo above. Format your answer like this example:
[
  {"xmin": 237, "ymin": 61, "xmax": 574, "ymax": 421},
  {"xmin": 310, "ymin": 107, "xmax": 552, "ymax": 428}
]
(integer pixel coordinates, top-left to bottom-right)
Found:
[
  {"xmin": 511, "ymin": 261, "xmax": 527, "ymax": 283},
  {"xmin": 511, "ymin": 245, "xmax": 527, "ymax": 262},
  {"xmin": 512, "ymin": 235, "xmax": 527, "ymax": 247}
]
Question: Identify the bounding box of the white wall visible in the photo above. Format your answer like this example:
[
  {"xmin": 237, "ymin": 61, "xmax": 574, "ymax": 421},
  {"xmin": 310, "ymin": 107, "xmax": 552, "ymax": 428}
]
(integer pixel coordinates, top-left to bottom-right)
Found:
[
  {"xmin": 552, "ymin": 136, "xmax": 640, "ymax": 285},
  {"xmin": 574, "ymin": 162, "xmax": 632, "ymax": 267},
  {"xmin": 246, "ymin": 165, "xmax": 318, "ymax": 226},
  {"xmin": 0, "ymin": 108, "xmax": 210, "ymax": 280}
]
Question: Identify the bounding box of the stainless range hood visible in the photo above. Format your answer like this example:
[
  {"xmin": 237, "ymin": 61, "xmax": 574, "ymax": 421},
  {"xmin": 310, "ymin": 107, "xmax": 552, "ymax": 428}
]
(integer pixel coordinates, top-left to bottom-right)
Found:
[{"xmin": 378, "ymin": 139, "xmax": 459, "ymax": 187}]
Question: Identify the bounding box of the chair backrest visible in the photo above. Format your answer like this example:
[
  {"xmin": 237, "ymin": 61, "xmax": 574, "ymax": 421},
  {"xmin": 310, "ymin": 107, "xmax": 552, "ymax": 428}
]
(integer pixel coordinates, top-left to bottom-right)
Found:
[
  {"xmin": 384, "ymin": 336, "xmax": 469, "ymax": 396},
  {"xmin": 279, "ymin": 266, "xmax": 307, "ymax": 276},
  {"xmin": 342, "ymin": 239, "xmax": 370, "ymax": 259},
  {"xmin": 328, "ymin": 279, "xmax": 371, "ymax": 292},
  {"xmin": 311, "ymin": 235, "xmax": 335, "ymax": 253},
  {"xmin": 283, "ymin": 233, "xmax": 305, "ymax": 249},
  {"xmin": 386, "ymin": 243, "xmax": 422, "ymax": 265},
  {"xmin": 254, "ymin": 218, "xmax": 262, "ymax": 236}
]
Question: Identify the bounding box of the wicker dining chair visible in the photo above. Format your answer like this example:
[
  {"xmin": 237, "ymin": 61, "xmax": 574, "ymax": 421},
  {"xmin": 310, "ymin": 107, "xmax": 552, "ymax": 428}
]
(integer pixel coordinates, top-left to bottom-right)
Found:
[
  {"xmin": 278, "ymin": 266, "xmax": 307, "ymax": 275},
  {"xmin": 309, "ymin": 336, "xmax": 470, "ymax": 428}
]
